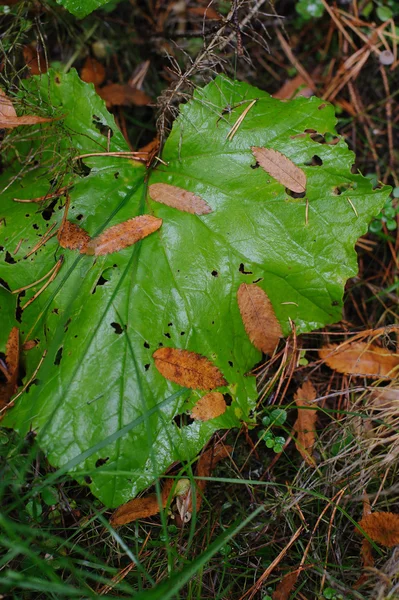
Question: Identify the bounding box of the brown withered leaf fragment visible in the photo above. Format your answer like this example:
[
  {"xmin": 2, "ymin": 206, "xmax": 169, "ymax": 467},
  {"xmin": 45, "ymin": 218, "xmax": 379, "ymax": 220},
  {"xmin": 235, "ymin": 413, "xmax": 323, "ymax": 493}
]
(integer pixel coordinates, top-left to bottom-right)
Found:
[
  {"xmin": 87, "ymin": 215, "xmax": 162, "ymax": 256},
  {"xmin": 98, "ymin": 84, "xmax": 151, "ymax": 108},
  {"xmin": 358, "ymin": 512, "xmax": 399, "ymax": 547},
  {"xmin": 293, "ymin": 380, "xmax": 317, "ymax": 467},
  {"xmin": 0, "ymin": 327, "xmax": 19, "ymax": 410},
  {"xmin": 191, "ymin": 392, "xmax": 226, "ymax": 421},
  {"xmin": 110, "ymin": 479, "xmax": 176, "ymax": 526},
  {"xmin": 153, "ymin": 347, "xmax": 226, "ymax": 390},
  {"xmin": 272, "ymin": 570, "xmax": 300, "ymax": 600},
  {"xmin": 190, "ymin": 444, "xmax": 232, "ymax": 514},
  {"xmin": 149, "ymin": 183, "xmax": 212, "ymax": 215},
  {"xmin": 251, "ymin": 146, "xmax": 306, "ymax": 193},
  {"xmin": 22, "ymin": 339, "xmax": 38, "ymax": 351},
  {"xmin": 0, "ymin": 88, "xmax": 17, "ymax": 120},
  {"xmin": 23, "ymin": 45, "xmax": 47, "ymax": 75},
  {"xmin": 80, "ymin": 57, "xmax": 105, "ymax": 86},
  {"xmin": 319, "ymin": 342, "xmax": 399, "ymax": 378},
  {"xmin": 237, "ymin": 283, "xmax": 282, "ymax": 355},
  {"xmin": 368, "ymin": 386, "xmax": 399, "ymax": 409},
  {"xmin": 273, "ymin": 74, "xmax": 313, "ymax": 100},
  {"xmin": 58, "ymin": 221, "xmax": 91, "ymax": 253}
]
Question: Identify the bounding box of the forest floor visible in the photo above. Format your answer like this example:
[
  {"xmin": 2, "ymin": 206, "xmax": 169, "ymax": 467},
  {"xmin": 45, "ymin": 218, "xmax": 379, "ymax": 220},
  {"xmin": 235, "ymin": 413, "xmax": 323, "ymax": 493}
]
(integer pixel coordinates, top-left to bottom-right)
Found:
[{"xmin": 1, "ymin": 1, "xmax": 399, "ymax": 599}]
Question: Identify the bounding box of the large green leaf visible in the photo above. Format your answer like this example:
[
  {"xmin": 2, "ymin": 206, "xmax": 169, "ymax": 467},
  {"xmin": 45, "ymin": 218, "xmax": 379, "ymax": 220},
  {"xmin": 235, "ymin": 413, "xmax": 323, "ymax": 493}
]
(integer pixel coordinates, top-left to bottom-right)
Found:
[
  {"xmin": 55, "ymin": 0, "xmax": 114, "ymax": 18},
  {"xmin": 0, "ymin": 71, "xmax": 389, "ymax": 506}
]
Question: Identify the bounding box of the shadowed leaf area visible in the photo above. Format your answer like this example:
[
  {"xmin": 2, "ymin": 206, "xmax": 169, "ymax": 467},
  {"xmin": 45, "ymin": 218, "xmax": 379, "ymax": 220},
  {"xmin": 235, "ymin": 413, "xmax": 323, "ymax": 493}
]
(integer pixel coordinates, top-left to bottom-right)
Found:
[{"xmin": 0, "ymin": 70, "xmax": 389, "ymax": 507}]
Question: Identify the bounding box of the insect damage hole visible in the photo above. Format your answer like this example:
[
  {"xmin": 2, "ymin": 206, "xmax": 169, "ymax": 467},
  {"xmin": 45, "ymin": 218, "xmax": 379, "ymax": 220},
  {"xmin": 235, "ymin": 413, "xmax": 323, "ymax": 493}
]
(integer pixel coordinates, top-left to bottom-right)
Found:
[
  {"xmin": 110, "ymin": 322, "xmax": 123, "ymax": 334},
  {"xmin": 54, "ymin": 346, "xmax": 63, "ymax": 365},
  {"xmin": 285, "ymin": 188, "xmax": 306, "ymax": 199},
  {"xmin": 304, "ymin": 155, "xmax": 323, "ymax": 166},
  {"xmin": 239, "ymin": 263, "xmax": 253, "ymax": 275},
  {"xmin": 95, "ymin": 457, "xmax": 109, "ymax": 468}
]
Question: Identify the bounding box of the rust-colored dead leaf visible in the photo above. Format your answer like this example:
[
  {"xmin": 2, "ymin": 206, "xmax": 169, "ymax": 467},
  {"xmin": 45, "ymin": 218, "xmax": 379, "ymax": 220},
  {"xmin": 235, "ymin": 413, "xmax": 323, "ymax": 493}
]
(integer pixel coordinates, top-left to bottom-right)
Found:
[
  {"xmin": 191, "ymin": 392, "xmax": 226, "ymax": 421},
  {"xmin": 0, "ymin": 89, "xmax": 54, "ymax": 129},
  {"xmin": 273, "ymin": 74, "xmax": 313, "ymax": 100},
  {"xmin": 153, "ymin": 347, "xmax": 227, "ymax": 390},
  {"xmin": 80, "ymin": 56, "xmax": 106, "ymax": 86},
  {"xmin": 0, "ymin": 327, "xmax": 19, "ymax": 411},
  {"xmin": 57, "ymin": 220, "xmax": 91, "ymax": 253},
  {"xmin": 192, "ymin": 444, "xmax": 232, "ymax": 514},
  {"xmin": 319, "ymin": 342, "xmax": 399, "ymax": 378},
  {"xmin": 149, "ymin": 183, "xmax": 212, "ymax": 215},
  {"xmin": 87, "ymin": 215, "xmax": 162, "ymax": 256},
  {"xmin": 251, "ymin": 146, "xmax": 307, "ymax": 193},
  {"xmin": 293, "ymin": 380, "xmax": 317, "ymax": 467},
  {"xmin": 358, "ymin": 512, "xmax": 399, "ymax": 547},
  {"xmin": 23, "ymin": 45, "xmax": 47, "ymax": 75},
  {"xmin": 98, "ymin": 83, "xmax": 151, "ymax": 108},
  {"xmin": 110, "ymin": 479, "xmax": 175, "ymax": 526},
  {"xmin": 138, "ymin": 137, "xmax": 160, "ymax": 166},
  {"xmin": 22, "ymin": 339, "xmax": 38, "ymax": 351},
  {"xmin": 272, "ymin": 570, "xmax": 300, "ymax": 600},
  {"xmin": 237, "ymin": 283, "xmax": 282, "ymax": 355}
]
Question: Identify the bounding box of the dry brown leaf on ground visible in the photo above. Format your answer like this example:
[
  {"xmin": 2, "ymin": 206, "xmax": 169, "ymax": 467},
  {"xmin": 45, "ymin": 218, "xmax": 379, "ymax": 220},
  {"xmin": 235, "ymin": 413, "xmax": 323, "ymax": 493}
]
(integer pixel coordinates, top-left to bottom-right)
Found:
[
  {"xmin": 368, "ymin": 386, "xmax": 399, "ymax": 409},
  {"xmin": 319, "ymin": 342, "xmax": 399, "ymax": 378},
  {"xmin": 190, "ymin": 392, "xmax": 226, "ymax": 421},
  {"xmin": 293, "ymin": 380, "xmax": 317, "ymax": 467},
  {"xmin": 273, "ymin": 74, "xmax": 313, "ymax": 100},
  {"xmin": 153, "ymin": 347, "xmax": 227, "ymax": 390},
  {"xmin": 149, "ymin": 183, "xmax": 212, "ymax": 215},
  {"xmin": 98, "ymin": 84, "xmax": 151, "ymax": 108},
  {"xmin": 138, "ymin": 137, "xmax": 160, "ymax": 166},
  {"xmin": 23, "ymin": 45, "xmax": 47, "ymax": 75},
  {"xmin": 272, "ymin": 569, "xmax": 300, "ymax": 600},
  {"xmin": 87, "ymin": 215, "xmax": 162, "ymax": 256},
  {"xmin": 251, "ymin": 147, "xmax": 306, "ymax": 193},
  {"xmin": 0, "ymin": 327, "xmax": 19, "ymax": 411},
  {"xmin": 58, "ymin": 221, "xmax": 91, "ymax": 253},
  {"xmin": 189, "ymin": 444, "xmax": 232, "ymax": 514},
  {"xmin": 110, "ymin": 479, "xmax": 175, "ymax": 526},
  {"xmin": 237, "ymin": 283, "xmax": 282, "ymax": 355},
  {"xmin": 80, "ymin": 57, "xmax": 105, "ymax": 86},
  {"xmin": 0, "ymin": 90, "xmax": 55, "ymax": 128},
  {"xmin": 358, "ymin": 512, "xmax": 399, "ymax": 547}
]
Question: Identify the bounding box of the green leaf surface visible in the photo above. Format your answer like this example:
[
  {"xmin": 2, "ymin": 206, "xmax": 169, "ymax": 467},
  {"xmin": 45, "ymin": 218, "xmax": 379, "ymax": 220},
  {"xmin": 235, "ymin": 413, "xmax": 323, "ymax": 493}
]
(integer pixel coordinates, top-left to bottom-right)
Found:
[
  {"xmin": 55, "ymin": 0, "xmax": 113, "ymax": 18},
  {"xmin": 0, "ymin": 71, "xmax": 389, "ymax": 507}
]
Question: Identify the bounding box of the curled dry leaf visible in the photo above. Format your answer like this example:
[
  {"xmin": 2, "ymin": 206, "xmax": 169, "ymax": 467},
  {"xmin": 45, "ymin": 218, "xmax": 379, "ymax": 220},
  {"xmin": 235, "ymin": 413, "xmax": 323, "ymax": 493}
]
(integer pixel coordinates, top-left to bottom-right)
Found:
[
  {"xmin": 110, "ymin": 479, "xmax": 175, "ymax": 526},
  {"xmin": 251, "ymin": 147, "xmax": 306, "ymax": 193},
  {"xmin": 191, "ymin": 392, "xmax": 226, "ymax": 421},
  {"xmin": 153, "ymin": 347, "xmax": 227, "ymax": 390},
  {"xmin": 80, "ymin": 57, "xmax": 105, "ymax": 86},
  {"xmin": 358, "ymin": 512, "xmax": 399, "ymax": 547},
  {"xmin": 319, "ymin": 342, "xmax": 399, "ymax": 378},
  {"xmin": 149, "ymin": 183, "xmax": 212, "ymax": 215},
  {"xmin": 58, "ymin": 220, "xmax": 91, "ymax": 253},
  {"xmin": 0, "ymin": 327, "xmax": 19, "ymax": 411},
  {"xmin": 237, "ymin": 283, "xmax": 282, "ymax": 355},
  {"xmin": 293, "ymin": 380, "xmax": 317, "ymax": 467},
  {"xmin": 98, "ymin": 84, "xmax": 151, "ymax": 108},
  {"xmin": 272, "ymin": 570, "xmax": 300, "ymax": 600},
  {"xmin": 87, "ymin": 215, "xmax": 162, "ymax": 256},
  {"xmin": 23, "ymin": 45, "xmax": 47, "ymax": 76}
]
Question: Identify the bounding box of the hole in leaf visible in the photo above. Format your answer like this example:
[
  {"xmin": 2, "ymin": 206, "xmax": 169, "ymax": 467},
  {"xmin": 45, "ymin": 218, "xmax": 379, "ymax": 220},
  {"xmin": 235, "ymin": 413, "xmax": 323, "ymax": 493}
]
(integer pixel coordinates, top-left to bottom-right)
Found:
[
  {"xmin": 52, "ymin": 308, "xmax": 59, "ymax": 314},
  {"xmin": 252, "ymin": 277, "xmax": 263, "ymax": 284},
  {"xmin": 173, "ymin": 413, "xmax": 194, "ymax": 428},
  {"xmin": 144, "ymin": 341, "xmax": 150, "ymax": 348},
  {"xmin": 168, "ymin": 322, "xmax": 173, "ymax": 327},
  {"xmin": 92, "ymin": 118, "xmax": 113, "ymax": 137},
  {"xmin": 76, "ymin": 214, "xmax": 84, "ymax": 221},
  {"xmin": 211, "ymin": 270, "xmax": 218, "ymax": 277},
  {"xmin": 110, "ymin": 322, "xmax": 123, "ymax": 334},
  {"xmin": 41, "ymin": 199, "xmax": 58, "ymax": 221},
  {"xmin": 5, "ymin": 252, "xmax": 16, "ymax": 264},
  {"xmin": 64, "ymin": 318, "xmax": 71, "ymax": 332},
  {"xmin": 224, "ymin": 393, "xmax": 233, "ymax": 406},
  {"xmin": 54, "ymin": 347, "xmax": 63, "ymax": 365},
  {"xmin": 92, "ymin": 273, "xmax": 109, "ymax": 293},
  {"xmin": 228, "ymin": 360, "xmax": 233, "ymax": 367},
  {"xmin": 285, "ymin": 188, "xmax": 306, "ymax": 199},
  {"xmin": 32, "ymin": 223, "xmax": 39, "ymax": 230},
  {"xmin": 164, "ymin": 332, "xmax": 171, "ymax": 339},
  {"xmin": 180, "ymin": 331, "xmax": 185, "ymax": 336},
  {"xmin": 95, "ymin": 457, "xmax": 109, "ymax": 468},
  {"xmin": 84, "ymin": 476, "xmax": 92, "ymax": 484},
  {"xmin": 114, "ymin": 172, "xmax": 119, "ymax": 179},
  {"xmin": 250, "ymin": 161, "xmax": 260, "ymax": 169},
  {"xmin": 239, "ymin": 263, "xmax": 252, "ymax": 275},
  {"xmin": 304, "ymin": 155, "xmax": 323, "ymax": 166},
  {"xmin": 144, "ymin": 363, "xmax": 150, "ymax": 371},
  {"xmin": 0, "ymin": 277, "xmax": 11, "ymax": 291},
  {"xmin": 73, "ymin": 160, "xmax": 91, "ymax": 178}
]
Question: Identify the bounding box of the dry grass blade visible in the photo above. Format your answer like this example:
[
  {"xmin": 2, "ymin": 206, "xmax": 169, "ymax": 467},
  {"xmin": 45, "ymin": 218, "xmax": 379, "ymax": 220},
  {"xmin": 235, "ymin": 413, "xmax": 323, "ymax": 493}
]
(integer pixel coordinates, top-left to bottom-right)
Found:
[
  {"xmin": 319, "ymin": 342, "xmax": 399, "ymax": 378},
  {"xmin": 251, "ymin": 147, "xmax": 306, "ymax": 193},
  {"xmin": 58, "ymin": 221, "xmax": 91, "ymax": 253},
  {"xmin": 293, "ymin": 380, "xmax": 317, "ymax": 467},
  {"xmin": 149, "ymin": 183, "xmax": 212, "ymax": 215},
  {"xmin": 368, "ymin": 386, "xmax": 399, "ymax": 409},
  {"xmin": 358, "ymin": 512, "xmax": 399, "ymax": 547},
  {"xmin": 237, "ymin": 283, "xmax": 282, "ymax": 355},
  {"xmin": 191, "ymin": 392, "xmax": 226, "ymax": 421},
  {"xmin": 153, "ymin": 347, "xmax": 227, "ymax": 390},
  {"xmin": 87, "ymin": 215, "xmax": 162, "ymax": 256}
]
